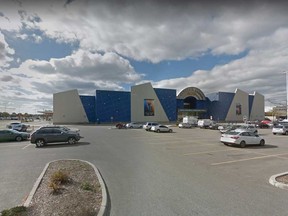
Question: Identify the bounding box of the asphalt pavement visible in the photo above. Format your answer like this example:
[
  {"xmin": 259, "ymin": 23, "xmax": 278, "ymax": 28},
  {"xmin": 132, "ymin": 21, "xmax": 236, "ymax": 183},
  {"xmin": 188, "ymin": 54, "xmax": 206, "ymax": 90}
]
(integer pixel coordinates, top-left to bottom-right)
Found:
[{"xmin": 0, "ymin": 124, "xmax": 288, "ymax": 215}]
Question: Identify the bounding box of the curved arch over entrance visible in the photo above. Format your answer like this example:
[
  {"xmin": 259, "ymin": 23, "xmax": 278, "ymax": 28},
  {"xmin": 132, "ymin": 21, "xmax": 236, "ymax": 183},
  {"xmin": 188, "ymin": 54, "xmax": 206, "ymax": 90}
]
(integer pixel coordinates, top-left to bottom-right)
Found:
[{"xmin": 177, "ymin": 87, "xmax": 206, "ymax": 100}]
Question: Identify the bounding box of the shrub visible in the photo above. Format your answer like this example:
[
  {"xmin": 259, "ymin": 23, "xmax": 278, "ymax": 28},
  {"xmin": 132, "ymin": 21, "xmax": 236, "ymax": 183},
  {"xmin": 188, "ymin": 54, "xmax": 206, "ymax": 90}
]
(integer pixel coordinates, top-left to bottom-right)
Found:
[
  {"xmin": 48, "ymin": 181, "xmax": 61, "ymax": 194},
  {"xmin": 1, "ymin": 206, "xmax": 27, "ymax": 216},
  {"xmin": 48, "ymin": 170, "xmax": 69, "ymax": 194},
  {"xmin": 50, "ymin": 170, "xmax": 69, "ymax": 184}
]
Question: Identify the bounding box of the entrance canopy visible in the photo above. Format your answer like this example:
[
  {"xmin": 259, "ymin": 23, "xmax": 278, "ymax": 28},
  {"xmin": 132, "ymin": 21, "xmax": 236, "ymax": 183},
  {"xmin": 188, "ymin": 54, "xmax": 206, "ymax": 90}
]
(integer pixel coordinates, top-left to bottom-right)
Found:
[{"xmin": 177, "ymin": 87, "xmax": 206, "ymax": 100}]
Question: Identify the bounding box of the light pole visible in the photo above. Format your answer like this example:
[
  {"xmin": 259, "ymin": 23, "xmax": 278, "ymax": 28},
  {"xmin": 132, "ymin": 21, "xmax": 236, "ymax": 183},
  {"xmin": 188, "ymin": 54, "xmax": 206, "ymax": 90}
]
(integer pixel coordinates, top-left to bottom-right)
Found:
[{"xmin": 285, "ymin": 71, "xmax": 288, "ymax": 119}]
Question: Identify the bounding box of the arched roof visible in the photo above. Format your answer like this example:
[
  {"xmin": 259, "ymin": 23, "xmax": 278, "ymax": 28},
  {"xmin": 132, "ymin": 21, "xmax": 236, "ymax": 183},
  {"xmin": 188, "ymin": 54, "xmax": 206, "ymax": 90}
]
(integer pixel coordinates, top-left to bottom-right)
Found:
[{"xmin": 177, "ymin": 87, "xmax": 206, "ymax": 100}]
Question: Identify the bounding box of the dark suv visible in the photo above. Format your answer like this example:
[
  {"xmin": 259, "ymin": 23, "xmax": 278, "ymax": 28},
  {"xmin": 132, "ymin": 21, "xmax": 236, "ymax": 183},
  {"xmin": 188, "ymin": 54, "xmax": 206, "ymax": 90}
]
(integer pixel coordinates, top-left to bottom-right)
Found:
[{"xmin": 30, "ymin": 127, "xmax": 82, "ymax": 147}]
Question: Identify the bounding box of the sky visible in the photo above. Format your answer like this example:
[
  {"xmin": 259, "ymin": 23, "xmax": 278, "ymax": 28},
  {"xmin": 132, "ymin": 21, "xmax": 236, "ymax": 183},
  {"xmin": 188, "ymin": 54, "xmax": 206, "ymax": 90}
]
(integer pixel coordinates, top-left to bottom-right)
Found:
[{"xmin": 0, "ymin": 0, "xmax": 288, "ymax": 114}]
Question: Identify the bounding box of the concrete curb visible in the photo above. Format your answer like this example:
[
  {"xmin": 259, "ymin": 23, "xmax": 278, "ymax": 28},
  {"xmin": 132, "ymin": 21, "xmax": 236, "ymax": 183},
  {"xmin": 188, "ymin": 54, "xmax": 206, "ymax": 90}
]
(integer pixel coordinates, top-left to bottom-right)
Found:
[
  {"xmin": 269, "ymin": 171, "xmax": 288, "ymax": 190},
  {"xmin": 23, "ymin": 159, "xmax": 108, "ymax": 216}
]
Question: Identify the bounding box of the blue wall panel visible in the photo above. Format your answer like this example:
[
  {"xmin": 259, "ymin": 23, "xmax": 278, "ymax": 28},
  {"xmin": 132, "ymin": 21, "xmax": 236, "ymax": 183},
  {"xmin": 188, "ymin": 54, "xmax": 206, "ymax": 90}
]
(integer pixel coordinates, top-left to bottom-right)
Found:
[
  {"xmin": 80, "ymin": 95, "xmax": 96, "ymax": 123},
  {"xmin": 177, "ymin": 99, "xmax": 184, "ymax": 109},
  {"xmin": 249, "ymin": 95, "xmax": 254, "ymax": 117},
  {"xmin": 154, "ymin": 88, "xmax": 177, "ymax": 121},
  {"xmin": 95, "ymin": 90, "xmax": 131, "ymax": 123},
  {"xmin": 206, "ymin": 92, "xmax": 235, "ymax": 121}
]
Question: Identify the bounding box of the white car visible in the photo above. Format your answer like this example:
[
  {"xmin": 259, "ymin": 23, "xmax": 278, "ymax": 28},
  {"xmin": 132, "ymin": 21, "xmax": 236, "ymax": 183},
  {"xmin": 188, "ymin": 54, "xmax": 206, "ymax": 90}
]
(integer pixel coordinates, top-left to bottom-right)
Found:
[
  {"xmin": 6, "ymin": 122, "xmax": 29, "ymax": 132},
  {"xmin": 143, "ymin": 122, "xmax": 159, "ymax": 131},
  {"xmin": 126, "ymin": 122, "xmax": 143, "ymax": 128},
  {"xmin": 178, "ymin": 123, "xmax": 192, "ymax": 128},
  {"xmin": 220, "ymin": 131, "xmax": 265, "ymax": 148},
  {"xmin": 234, "ymin": 124, "xmax": 258, "ymax": 134},
  {"xmin": 272, "ymin": 125, "xmax": 288, "ymax": 135},
  {"xmin": 150, "ymin": 125, "xmax": 173, "ymax": 133}
]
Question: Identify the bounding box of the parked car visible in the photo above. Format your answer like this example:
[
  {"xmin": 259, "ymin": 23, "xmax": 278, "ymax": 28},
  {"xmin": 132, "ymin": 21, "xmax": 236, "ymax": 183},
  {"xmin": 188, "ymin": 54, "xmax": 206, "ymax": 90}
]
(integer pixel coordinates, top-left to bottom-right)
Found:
[
  {"xmin": 6, "ymin": 122, "xmax": 29, "ymax": 132},
  {"xmin": 178, "ymin": 123, "xmax": 192, "ymax": 128},
  {"xmin": 234, "ymin": 124, "xmax": 258, "ymax": 134},
  {"xmin": 39, "ymin": 125, "xmax": 80, "ymax": 132},
  {"xmin": 219, "ymin": 125, "xmax": 241, "ymax": 134},
  {"xmin": 220, "ymin": 131, "xmax": 265, "ymax": 148},
  {"xmin": 256, "ymin": 122, "xmax": 270, "ymax": 128},
  {"xmin": 115, "ymin": 123, "xmax": 127, "ymax": 129},
  {"xmin": 143, "ymin": 122, "xmax": 159, "ymax": 131},
  {"xmin": 150, "ymin": 125, "xmax": 173, "ymax": 133},
  {"xmin": 30, "ymin": 127, "xmax": 83, "ymax": 147},
  {"xmin": 126, "ymin": 122, "xmax": 143, "ymax": 128},
  {"xmin": 0, "ymin": 129, "xmax": 30, "ymax": 142},
  {"xmin": 209, "ymin": 122, "xmax": 219, "ymax": 130},
  {"xmin": 272, "ymin": 124, "xmax": 288, "ymax": 135}
]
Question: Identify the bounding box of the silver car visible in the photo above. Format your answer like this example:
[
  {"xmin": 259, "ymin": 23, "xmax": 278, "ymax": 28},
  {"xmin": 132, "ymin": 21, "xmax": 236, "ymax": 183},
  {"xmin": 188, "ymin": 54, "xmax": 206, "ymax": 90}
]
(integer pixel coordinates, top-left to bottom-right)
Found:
[
  {"xmin": 143, "ymin": 122, "xmax": 159, "ymax": 131},
  {"xmin": 126, "ymin": 122, "xmax": 143, "ymax": 128},
  {"xmin": 234, "ymin": 124, "xmax": 258, "ymax": 134},
  {"xmin": 272, "ymin": 125, "xmax": 288, "ymax": 135},
  {"xmin": 150, "ymin": 125, "xmax": 173, "ymax": 133}
]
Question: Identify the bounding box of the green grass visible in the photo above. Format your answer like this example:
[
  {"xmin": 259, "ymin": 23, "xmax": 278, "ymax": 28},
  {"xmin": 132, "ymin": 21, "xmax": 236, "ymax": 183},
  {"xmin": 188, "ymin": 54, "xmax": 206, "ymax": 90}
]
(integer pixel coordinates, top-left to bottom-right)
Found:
[
  {"xmin": 80, "ymin": 182, "xmax": 95, "ymax": 192},
  {"xmin": 1, "ymin": 206, "xmax": 27, "ymax": 216}
]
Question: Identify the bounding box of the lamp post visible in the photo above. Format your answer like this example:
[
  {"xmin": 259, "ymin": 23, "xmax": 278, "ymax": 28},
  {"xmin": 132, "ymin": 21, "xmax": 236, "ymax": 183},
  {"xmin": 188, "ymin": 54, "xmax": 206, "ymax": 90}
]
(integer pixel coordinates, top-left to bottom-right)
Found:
[{"xmin": 285, "ymin": 71, "xmax": 288, "ymax": 119}]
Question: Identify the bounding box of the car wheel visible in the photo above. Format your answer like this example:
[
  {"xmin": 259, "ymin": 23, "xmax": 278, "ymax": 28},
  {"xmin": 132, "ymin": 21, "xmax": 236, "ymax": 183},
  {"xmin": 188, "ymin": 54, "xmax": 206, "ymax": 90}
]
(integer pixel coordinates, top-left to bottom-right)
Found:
[
  {"xmin": 15, "ymin": 136, "xmax": 22, "ymax": 142},
  {"xmin": 240, "ymin": 141, "xmax": 246, "ymax": 148},
  {"xmin": 157, "ymin": 129, "xmax": 160, "ymax": 133},
  {"xmin": 68, "ymin": 137, "xmax": 76, "ymax": 144},
  {"xmin": 259, "ymin": 139, "xmax": 265, "ymax": 146},
  {"xmin": 35, "ymin": 139, "xmax": 45, "ymax": 148},
  {"xmin": 273, "ymin": 133, "xmax": 276, "ymax": 135},
  {"xmin": 169, "ymin": 129, "xmax": 172, "ymax": 133}
]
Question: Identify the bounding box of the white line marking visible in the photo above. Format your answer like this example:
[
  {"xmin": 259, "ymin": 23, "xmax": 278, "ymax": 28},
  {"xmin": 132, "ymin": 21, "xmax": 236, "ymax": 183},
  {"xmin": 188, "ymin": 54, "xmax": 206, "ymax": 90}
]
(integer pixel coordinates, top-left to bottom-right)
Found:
[
  {"xmin": 184, "ymin": 148, "xmax": 239, "ymax": 156},
  {"xmin": 211, "ymin": 152, "xmax": 288, "ymax": 166},
  {"xmin": 22, "ymin": 144, "xmax": 32, "ymax": 149}
]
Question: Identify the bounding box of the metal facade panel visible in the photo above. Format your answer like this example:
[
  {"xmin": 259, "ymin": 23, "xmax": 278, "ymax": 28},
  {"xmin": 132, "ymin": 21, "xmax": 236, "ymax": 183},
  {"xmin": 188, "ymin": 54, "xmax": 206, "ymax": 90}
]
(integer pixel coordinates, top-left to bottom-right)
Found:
[
  {"xmin": 95, "ymin": 90, "xmax": 131, "ymax": 123},
  {"xmin": 80, "ymin": 95, "xmax": 96, "ymax": 123},
  {"xmin": 131, "ymin": 83, "xmax": 169, "ymax": 122},
  {"xmin": 53, "ymin": 89, "xmax": 89, "ymax": 124},
  {"xmin": 154, "ymin": 88, "xmax": 177, "ymax": 121},
  {"xmin": 249, "ymin": 95, "xmax": 254, "ymax": 117}
]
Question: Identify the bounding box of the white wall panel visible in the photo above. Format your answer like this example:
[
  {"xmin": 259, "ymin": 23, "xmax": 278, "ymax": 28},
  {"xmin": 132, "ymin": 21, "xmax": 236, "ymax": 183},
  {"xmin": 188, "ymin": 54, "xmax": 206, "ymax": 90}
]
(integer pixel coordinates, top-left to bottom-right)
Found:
[
  {"xmin": 131, "ymin": 83, "xmax": 169, "ymax": 122},
  {"xmin": 225, "ymin": 89, "xmax": 249, "ymax": 122},
  {"xmin": 53, "ymin": 89, "xmax": 89, "ymax": 124},
  {"xmin": 250, "ymin": 92, "xmax": 265, "ymax": 121}
]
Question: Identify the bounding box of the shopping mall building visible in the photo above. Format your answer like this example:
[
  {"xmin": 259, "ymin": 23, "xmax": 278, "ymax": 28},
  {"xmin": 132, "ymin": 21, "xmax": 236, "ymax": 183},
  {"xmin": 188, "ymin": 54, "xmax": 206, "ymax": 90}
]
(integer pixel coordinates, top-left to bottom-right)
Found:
[{"xmin": 53, "ymin": 82, "xmax": 264, "ymax": 124}]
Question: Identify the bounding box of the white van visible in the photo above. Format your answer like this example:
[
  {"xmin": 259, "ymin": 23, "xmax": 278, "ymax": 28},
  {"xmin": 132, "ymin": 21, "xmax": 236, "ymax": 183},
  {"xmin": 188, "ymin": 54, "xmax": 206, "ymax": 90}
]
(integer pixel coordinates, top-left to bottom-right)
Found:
[{"xmin": 197, "ymin": 119, "xmax": 213, "ymax": 128}]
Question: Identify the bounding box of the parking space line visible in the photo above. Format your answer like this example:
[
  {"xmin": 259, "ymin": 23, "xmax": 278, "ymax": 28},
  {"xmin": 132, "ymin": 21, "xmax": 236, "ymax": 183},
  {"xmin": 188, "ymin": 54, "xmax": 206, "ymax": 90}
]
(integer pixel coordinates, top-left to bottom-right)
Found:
[
  {"xmin": 22, "ymin": 144, "xmax": 32, "ymax": 149},
  {"xmin": 184, "ymin": 148, "xmax": 239, "ymax": 156},
  {"xmin": 211, "ymin": 152, "xmax": 288, "ymax": 166}
]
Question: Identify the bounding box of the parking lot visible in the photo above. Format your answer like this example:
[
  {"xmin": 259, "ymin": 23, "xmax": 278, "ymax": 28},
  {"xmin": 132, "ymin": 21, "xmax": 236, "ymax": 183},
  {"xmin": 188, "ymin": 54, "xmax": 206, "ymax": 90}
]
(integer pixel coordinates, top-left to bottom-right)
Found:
[
  {"xmin": 116, "ymin": 126, "xmax": 288, "ymax": 167},
  {"xmin": 1, "ymin": 122, "xmax": 288, "ymax": 171},
  {"xmin": 1, "ymin": 123, "xmax": 288, "ymax": 215}
]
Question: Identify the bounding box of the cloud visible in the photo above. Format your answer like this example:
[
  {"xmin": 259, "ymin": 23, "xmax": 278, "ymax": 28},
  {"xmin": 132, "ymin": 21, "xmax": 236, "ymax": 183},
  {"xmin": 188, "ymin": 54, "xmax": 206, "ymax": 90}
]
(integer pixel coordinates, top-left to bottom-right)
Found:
[
  {"xmin": 1, "ymin": 0, "xmax": 288, "ymax": 113},
  {"xmin": 0, "ymin": 75, "xmax": 14, "ymax": 82},
  {"xmin": 6, "ymin": 0, "xmax": 286, "ymax": 63},
  {"xmin": 0, "ymin": 49, "xmax": 142, "ymax": 112},
  {"xmin": 0, "ymin": 32, "xmax": 15, "ymax": 67},
  {"xmin": 152, "ymin": 28, "xmax": 288, "ymax": 109},
  {"xmin": 28, "ymin": 50, "xmax": 143, "ymax": 82}
]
